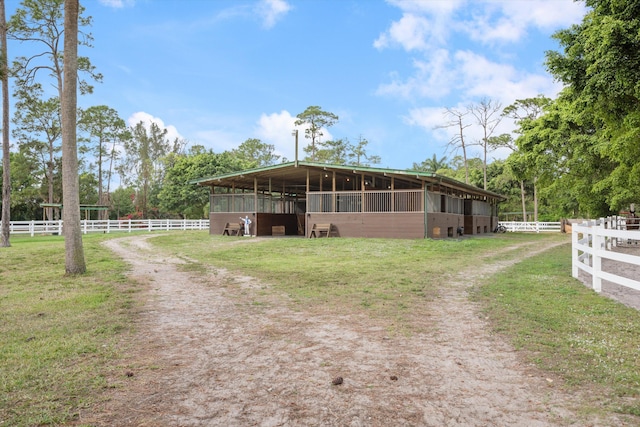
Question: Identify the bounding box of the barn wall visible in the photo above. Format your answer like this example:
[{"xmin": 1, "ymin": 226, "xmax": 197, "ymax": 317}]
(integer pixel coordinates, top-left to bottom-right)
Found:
[
  {"xmin": 211, "ymin": 212, "xmax": 303, "ymax": 236},
  {"xmin": 210, "ymin": 212, "xmax": 254, "ymax": 235},
  {"xmin": 306, "ymin": 212, "xmax": 425, "ymax": 238},
  {"xmin": 427, "ymin": 213, "xmax": 464, "ymax": 238},
  {"xmin": 463, "ymin": 215, "xmax": 493, "ymax": 235}
]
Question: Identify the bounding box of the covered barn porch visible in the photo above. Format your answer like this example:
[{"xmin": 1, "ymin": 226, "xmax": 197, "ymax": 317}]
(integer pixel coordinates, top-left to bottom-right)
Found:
[{"xmin": 193, "ymin": 162, "xmax": 504, "ymax": 239}]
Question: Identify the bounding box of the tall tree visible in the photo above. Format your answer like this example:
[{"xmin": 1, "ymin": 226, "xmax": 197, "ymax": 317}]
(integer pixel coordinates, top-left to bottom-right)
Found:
[
  {"xmin": 469, "ymin": 98, "xmax": 502, "ymax": 190},
  {"xmin": 61, "ymin": 0, "xmax": 85, "ymax": 274},
  {"xmin": 350, "ymin": 135, "xmax": 380, "ymax": 166},
  {"xmin": 232, "ymin": 138, "xmax": 280, "ymax": 167},
  {"xmin": 11, "ymin": 86, "xmax": 61, "ymax": 220},
  {"xmin": 545, "ymin": 0, "xmax": 640, "ymax": 211},
  {"xmin": 438, "ymin": 107, "xmax": 472, "ymax": 184},
  {"xmin": 294, "ymin": 106, "xmax": 338, "ymax": 161},
  {"xmin": 78, "ymin": 105, "xmax": 127, "ymax": 218},
  {"xmin": 9, "ymin": 0, "xmax": 101, "ymax": 96},
  {"xmin": 0, "ymin": 0, "xmax": 9, "ymax": 247},
  {"xmin": 501, "ymin": 95, "xmax": 552, "ymax": 221},
  {"xmin": 118, "ymin": 121, "xmax": 176, "ymax": 217}
]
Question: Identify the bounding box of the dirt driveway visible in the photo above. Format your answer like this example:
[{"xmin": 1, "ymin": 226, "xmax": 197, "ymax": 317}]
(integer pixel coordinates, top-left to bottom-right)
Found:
[{"xmin": 79, "ymin": 236, "xmax": 626, "ymax": 426}]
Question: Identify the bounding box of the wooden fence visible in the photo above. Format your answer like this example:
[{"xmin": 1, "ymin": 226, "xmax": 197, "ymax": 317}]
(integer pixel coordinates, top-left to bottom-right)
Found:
[
  {"xmin": 572, "ymin": 217, "xmax": 640, "ymax": 293},
  {"xmin": 1, "ymin": 219, "xmax": 210, "ymax": 237}
]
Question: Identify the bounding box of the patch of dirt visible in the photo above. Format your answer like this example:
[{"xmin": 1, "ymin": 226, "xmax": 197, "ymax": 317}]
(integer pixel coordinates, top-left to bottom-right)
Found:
[{"xmin": 78, "ymin": 236, "xmax": 632, "ymax": 426}]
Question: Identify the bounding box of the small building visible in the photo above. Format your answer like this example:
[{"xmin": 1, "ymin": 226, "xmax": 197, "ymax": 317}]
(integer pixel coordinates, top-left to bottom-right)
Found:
[{"xmin": 193, "ymin": 161, "xmax": 505, "ymax": 238}]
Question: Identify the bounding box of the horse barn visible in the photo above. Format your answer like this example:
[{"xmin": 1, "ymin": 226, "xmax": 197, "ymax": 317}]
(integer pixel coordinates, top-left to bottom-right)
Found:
[{"xmin": 193, "ymin": 161, "xmax": 505, "ymax": 239}]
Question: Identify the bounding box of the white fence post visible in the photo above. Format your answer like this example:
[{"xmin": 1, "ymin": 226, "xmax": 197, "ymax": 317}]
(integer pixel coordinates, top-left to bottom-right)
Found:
[
  {"xmin": 572, "ymin": 227, "xmax": 579, "ymax": 279},
  {"xmin": 592, "ymin": 225, "xmax": 603, "ymax": 293}
]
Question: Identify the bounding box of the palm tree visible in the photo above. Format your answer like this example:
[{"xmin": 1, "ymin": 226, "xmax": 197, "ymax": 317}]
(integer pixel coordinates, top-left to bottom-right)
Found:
[{"xmin": 413, "ymin": 154, "xmax": 449, "ymax": 173}]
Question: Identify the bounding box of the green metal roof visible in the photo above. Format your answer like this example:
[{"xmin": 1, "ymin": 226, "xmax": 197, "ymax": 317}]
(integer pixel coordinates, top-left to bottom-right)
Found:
[{"xmin": 192, "ymin": 161, "xmax": 505, "ymax": 200}]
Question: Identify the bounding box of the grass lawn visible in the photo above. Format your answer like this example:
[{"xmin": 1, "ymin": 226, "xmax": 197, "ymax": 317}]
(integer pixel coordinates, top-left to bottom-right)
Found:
[
  {"xmin": 0, "ymin": 234, "xmax": 137, "ymax": 427},
  {"xmin": 1, "ymin": 231, "xmax": 639, "ymax": 424}
]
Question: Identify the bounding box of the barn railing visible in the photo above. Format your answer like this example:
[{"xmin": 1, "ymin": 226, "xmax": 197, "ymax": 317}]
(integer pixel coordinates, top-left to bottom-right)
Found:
[
  {"xmin": 1, "ymin": 219, "xmax": 210, "ymax": 237},
  {"xmin": 307, "ymin": 189, "xmax": 423, "ymax": 213},
  {"xmin": 572, "ymin": 217, "xmax": 640, "ymax": 293}
]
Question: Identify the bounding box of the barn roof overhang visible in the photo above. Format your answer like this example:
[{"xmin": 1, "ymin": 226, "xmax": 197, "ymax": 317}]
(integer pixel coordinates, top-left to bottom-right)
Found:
[{"xmin": 191, "ymin": 161, "xmax": 506, "ymax": 201}]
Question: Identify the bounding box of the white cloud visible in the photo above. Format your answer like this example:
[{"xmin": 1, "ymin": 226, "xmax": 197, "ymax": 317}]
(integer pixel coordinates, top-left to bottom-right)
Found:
[
  {"xmin": 254, "ymin": 110, "xmax": 334, "ymax": 161},
  {"xmin": 454, "ymin": 50, "xmax": 559, "ymax": 103},
  {"xmin": 374, "ymin": 13, "xmax": 433, "ymax": 51},
  {"xmin": 255, "ymin": 0, "xmax": 292, "ymax": 29},
  {"xmin": 377, "ymin": 49, "xmax": 453, "ymax": 99},
  {"xmin": 127, "ymin": 111, "xmax": 184, "ymax": 144},
  {"xmin": 463, "ymin": 0, "xmax": 588, "ymax": 44}
]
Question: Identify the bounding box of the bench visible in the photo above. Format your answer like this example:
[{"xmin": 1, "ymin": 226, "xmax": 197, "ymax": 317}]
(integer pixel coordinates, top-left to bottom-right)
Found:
[
  {"xmin": 222, "ymin": 222, "xmax": 242, "ymax": 236},
  {"xmin": 309, "ymin": 223, "xmax": 333, "ymax": 238}
]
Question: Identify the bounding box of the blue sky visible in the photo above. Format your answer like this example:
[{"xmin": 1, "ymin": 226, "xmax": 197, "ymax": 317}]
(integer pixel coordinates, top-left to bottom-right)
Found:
[{"xmin": 7, "ymin": 0, "xmax": 588, "ymax": 170}]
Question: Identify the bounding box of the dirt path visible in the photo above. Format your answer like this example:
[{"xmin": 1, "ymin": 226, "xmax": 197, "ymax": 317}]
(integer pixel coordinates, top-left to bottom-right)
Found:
[{"xmin": 81, "ymin": 236, "xmax": 613, "ymax": 426}]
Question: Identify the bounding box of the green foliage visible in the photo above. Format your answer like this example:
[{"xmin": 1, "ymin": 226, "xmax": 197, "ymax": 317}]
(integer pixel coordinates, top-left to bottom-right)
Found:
[
  {"xmin": 294, "ymin": 106, "xmax": 339, "ymax": 161},
  {"xmin": 232, "ymin": 138, "xmax": 280, "ymax": 167},
  {"xmin": 541, "ymin": 0, "xmax": 640, "ymax": 213},
  {"xmin": 8, "ymin": 0, "xmax": 102, "ymax": 94},
  {"xmin": 0, "ymin": 151, "xmax": 42, "ymax": 220},
  {"xmin": 78, "ymin": 105, "xmax": 128, "ymax": 206},
  {"xmin": 412, "ymin": 153, "xmax": 449, "ymax": 173},
  {"xmin": 109, "ymin": 186, "xmax": 135, "ymax": 219},
  {"xmin": 157, "ymin": 150, "xmax": 249, "ymax": 218}
]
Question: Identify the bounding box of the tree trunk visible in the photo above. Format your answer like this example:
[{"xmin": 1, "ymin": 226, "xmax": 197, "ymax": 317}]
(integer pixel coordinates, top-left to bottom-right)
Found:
[
  {"xmin": 520, "ymin": 180, "xmax": 527, "ymax": 222},
  {"xmin": 533, "ymin": 176, "xmax": 538, "ymax": 223},
  {"xmin": 0, "ymin": 0, "xmax": 9, "ymax": 247},
  {"xmin": 61, "ymin": 0, "xmax": 85, "ymax": 274}
]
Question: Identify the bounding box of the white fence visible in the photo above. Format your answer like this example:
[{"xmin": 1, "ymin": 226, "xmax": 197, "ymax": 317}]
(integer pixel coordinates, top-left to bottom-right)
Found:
[
  {"xmin": 1, "ymin": 219, "xmax": 210, "ymax": 237},
  {"xmin": 572, "ymin": 217, "xmax": 640, "ymax": 293},
  {"xmin": 498, "ymin": 221, "xmax": 562, "ymax": 232}
]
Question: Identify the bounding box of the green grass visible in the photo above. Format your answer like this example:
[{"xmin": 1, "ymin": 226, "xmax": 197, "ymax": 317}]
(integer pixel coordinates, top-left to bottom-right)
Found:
[
  {"xmin": 0, "ymin": 234, "xmax": 137, "ymax": 427},
  {"xmin": 3, "ymin": 230, "xmax": 640, "ymax": 423},
  {"xmin": 472, "ymin": 243, "xmax": 640, "ymax": 417},
  {"xmin": 152, "ymin": 232, "xmax": 557, "ymax": 329}
]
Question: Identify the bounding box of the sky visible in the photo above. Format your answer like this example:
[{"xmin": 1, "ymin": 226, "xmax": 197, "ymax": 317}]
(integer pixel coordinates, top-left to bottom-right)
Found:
[{"xmin": 6, "ymin": 0, "xmax": 589, "ymax": 170}]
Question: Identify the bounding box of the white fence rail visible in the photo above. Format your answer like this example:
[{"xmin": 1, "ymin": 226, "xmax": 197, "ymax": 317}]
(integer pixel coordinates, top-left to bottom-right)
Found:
[
  {"xmin": 1, "ymin": 219, "xmax": 210, "ymax": 237},
  {"xmin": 572, "ymin": 217, "xmax": 640, "ymax": 293},
  {"xmin": 498, "ymin": 221, "xmax": 562, "ymax": 232}
]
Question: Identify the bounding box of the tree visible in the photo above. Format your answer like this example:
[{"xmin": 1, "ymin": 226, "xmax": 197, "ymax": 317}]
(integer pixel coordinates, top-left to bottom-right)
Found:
[
  {"xmin": 61, "ymin": 0, "xmax": 85, "ymax": 274},
  {"xmin": 9, "ymin": 0, "xmax": 102, "ymax": 96},
  {"xmin": 469, "ymin": 98, "xmax": 502, "ymax": 190},
  {"xmin": 0, "ymin": 151, "xmax": 41, "ymax": 220},
  {"xmin": 350, "ymin": 136, "xmax": 380, "ymax": 166},
  {"xmin": 11, "ymin": 86, "xmax": 61, "ymax": 220},
  {"xmin": 0, "ymin": 0, "xmax": 9, "ymax": 247},
  {"xmin": 545, "ymin": 0, "xmax": 640, "ymax": 212},
  {"xmin": 437, "ymin": 107, "xmax": 472, "ymax": 184},
  {"xmin": 118, "ymin": 121, "xmax": 181, "ymax": 217},
  {"xmin": 78, "ymin": 105, "xmax": 127, "ymax": 218},
  {"xmin": 312, "ymin": 138, "xmax": 350, "ymax": 164},
  {"xmin": 501, "ymin": 96, "xmax": 552, "ymax": 221},
  {"xmin": 232, "ymin": 138, "xmax": 280, "ymax": 167},
  {"xmin": 294, "ymin": 106, "xmax": 338, "ymax": 161},
  {"xmin": 109, "ymin": 186, "xmax": 135, "ymax": 219},
  {"xmin": 413, "ymin": 153, "xmax": 448, "ymax": 173},
  {"xmin": 158, "ymin": 150, "xmax": 249, "ymax": 219}
]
